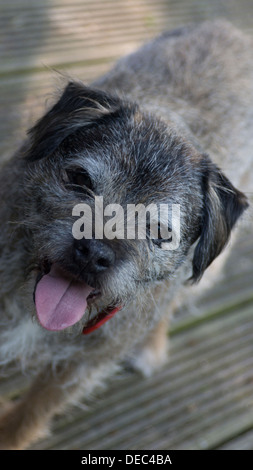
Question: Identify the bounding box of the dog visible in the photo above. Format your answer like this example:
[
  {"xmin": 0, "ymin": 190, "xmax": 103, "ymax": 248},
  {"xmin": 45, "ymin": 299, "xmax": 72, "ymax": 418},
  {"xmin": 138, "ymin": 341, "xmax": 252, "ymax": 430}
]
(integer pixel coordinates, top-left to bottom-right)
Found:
[{"xmin": 0, "ymin": 20, "xmax": 252, "ymax": 449}]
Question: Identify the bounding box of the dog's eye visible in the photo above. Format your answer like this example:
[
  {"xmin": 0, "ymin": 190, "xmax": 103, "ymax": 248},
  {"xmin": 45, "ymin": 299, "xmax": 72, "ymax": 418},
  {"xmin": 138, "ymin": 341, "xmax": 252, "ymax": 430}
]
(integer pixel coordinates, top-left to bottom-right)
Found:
[
  {"xmin": 63, "ymin": 169, "xmax": 93, "ymax": 192},
  {"xmin": 151, "ymin": 223, "xmax": 172, "ymax": 247}
]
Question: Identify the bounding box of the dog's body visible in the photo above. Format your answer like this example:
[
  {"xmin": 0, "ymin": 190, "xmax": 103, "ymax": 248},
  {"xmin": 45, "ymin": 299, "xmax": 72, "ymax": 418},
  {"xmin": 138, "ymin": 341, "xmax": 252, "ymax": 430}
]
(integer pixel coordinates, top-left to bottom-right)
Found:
[{"xmin": 0, "ymin": 20, "xmax": 252, "ymax": 449}]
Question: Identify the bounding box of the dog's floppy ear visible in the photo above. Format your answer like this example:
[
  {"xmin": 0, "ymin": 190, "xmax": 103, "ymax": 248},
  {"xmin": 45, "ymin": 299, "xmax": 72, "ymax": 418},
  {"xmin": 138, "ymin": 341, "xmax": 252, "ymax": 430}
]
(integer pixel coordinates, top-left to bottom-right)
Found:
[
  {"xmin": 191, "ymin": 155, "xmax": 248, "ymax": 282},
  {"xmin": 26, "ymin": 81, "xmax": 121, "ymax": 161}
]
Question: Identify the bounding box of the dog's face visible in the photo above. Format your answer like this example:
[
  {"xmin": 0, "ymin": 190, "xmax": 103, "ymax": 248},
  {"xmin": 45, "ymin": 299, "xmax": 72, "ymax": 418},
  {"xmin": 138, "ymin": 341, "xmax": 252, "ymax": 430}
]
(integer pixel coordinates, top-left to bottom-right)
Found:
[{"xmin": 20, "ymin": 82, "xmax": 247, "ymax": 334}]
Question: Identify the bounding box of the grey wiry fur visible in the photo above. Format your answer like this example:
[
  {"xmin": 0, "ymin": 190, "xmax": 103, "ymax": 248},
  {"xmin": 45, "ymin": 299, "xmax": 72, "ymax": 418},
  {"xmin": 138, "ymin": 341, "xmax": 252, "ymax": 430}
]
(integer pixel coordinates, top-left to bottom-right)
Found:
[{"xmin": 0, "ymin": 20, "xmax": 252, "ymax": 449}]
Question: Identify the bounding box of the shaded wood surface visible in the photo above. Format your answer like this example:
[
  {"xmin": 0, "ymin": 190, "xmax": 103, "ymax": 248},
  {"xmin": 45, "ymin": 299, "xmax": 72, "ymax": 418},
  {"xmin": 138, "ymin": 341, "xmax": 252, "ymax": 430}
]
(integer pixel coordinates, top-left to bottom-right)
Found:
[{"xmin": 0, "ymin": 0, "xmax": 253, "ymax": 450}]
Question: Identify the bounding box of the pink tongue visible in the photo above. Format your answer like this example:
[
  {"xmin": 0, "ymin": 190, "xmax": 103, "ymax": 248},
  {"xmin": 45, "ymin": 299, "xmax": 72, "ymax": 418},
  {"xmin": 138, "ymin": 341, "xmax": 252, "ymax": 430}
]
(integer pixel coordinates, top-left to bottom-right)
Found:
[{"xmin": 35, "ymin": 264, "xmax": 93, "ymax": 331}]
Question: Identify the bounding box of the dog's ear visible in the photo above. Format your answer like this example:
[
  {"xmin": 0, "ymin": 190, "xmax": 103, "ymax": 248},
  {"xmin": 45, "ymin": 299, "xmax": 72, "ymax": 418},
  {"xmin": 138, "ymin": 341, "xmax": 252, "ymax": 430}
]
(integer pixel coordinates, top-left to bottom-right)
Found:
[
  {"xmin": 191, "ymin": 155, "xmax": 248, "ymax": 282},
  {"xmin": 26, "ymin": 81, "xmax": 121, "ymax": 161}
]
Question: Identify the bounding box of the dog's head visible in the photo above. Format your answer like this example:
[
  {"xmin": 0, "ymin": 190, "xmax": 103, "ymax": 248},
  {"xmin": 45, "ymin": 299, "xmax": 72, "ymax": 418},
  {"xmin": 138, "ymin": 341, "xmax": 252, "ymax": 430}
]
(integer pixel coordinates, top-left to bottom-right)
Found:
[{"xmin": 20, "ymin": 81, "xmax": 248, "ymax": 334}]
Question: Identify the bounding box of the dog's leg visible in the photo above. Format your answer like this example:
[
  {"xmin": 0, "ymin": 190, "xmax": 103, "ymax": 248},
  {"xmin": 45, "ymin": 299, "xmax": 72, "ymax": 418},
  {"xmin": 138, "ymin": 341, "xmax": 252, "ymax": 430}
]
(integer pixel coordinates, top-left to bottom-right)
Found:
[
  {"xmin": 0, "ymin": 360, "xmax": 114, "ymax": 450},
  {"xmin": 130, "ymin": 316, "xmax": 170, "ymax": 377}
]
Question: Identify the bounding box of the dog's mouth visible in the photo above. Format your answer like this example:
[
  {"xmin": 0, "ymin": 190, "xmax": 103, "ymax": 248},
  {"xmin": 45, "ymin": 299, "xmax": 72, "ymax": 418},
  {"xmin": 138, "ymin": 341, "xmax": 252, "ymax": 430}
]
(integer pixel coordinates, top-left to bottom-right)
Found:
[{"xmin": 34, "ymin": 263, "xmax": 122, "ymax": 334}]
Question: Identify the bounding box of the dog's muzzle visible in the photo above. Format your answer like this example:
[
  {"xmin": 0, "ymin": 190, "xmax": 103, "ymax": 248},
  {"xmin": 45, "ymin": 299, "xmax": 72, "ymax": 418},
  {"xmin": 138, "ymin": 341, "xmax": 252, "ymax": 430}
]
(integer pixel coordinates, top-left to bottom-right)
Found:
[
  {"xmin": 74, "ymin": 238, "xmax": 116, "ymax": 274},
  {"xmin": 33, "ymin": 239, "xmax": 122, "ymax": 334}
]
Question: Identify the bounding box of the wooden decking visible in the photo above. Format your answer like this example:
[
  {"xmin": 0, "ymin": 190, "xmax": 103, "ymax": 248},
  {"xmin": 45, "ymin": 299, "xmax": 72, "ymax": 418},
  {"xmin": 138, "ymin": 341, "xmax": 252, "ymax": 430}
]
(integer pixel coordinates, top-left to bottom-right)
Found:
[{"xmin": 0, "ymin": 0, "xmax": 253, "ymax": 450}]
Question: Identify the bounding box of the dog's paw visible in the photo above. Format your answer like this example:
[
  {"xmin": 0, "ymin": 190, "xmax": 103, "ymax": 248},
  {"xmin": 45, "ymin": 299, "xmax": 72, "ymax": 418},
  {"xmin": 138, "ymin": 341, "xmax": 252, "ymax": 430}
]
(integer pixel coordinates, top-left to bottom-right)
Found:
[
  {"xmin": 0, "ymin": 402, "xmax": 20, "ymax": 450},
  {"xmin": 129, "ymin": 340, "xmax": 169, "ymax": 378},
  {"xmin": 0, "ymin": 399, "xmax": 49, "ymax": 450}
]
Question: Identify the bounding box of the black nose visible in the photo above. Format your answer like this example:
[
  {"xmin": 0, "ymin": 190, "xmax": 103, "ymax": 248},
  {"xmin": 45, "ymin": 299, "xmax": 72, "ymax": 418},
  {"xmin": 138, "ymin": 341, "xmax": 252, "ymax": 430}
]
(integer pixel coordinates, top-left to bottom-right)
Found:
[{"xmin": 74, "ymin": 239, "xmax": 115, "ymax": 274}]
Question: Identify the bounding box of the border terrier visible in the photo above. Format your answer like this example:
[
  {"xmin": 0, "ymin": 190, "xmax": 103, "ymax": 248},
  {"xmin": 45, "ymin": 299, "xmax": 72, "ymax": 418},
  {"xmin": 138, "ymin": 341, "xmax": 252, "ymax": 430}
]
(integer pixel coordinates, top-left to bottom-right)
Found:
[{"xmin": 0, "ymin": 20, "xmax": 252, "ymax": 449}]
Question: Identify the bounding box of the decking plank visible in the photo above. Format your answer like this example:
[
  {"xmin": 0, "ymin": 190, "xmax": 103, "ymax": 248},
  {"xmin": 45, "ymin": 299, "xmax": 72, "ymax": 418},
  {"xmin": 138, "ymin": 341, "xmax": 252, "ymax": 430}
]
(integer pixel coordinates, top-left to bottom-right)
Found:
[
  {"xmin": 219, "ymin": 429, "xmax": 253, "ymax": 450},
  {"xmin": 1, "ymin": 0, "xmax": 253, "ymax": 451}
]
